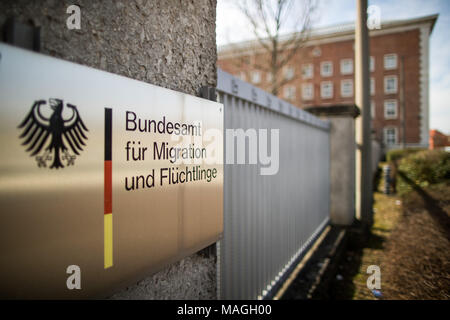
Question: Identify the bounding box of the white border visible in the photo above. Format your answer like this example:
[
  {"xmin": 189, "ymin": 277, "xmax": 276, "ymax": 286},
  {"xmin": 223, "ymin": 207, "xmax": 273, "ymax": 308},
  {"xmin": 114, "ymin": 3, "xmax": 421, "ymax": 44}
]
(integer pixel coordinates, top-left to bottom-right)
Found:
[{"xmin": 420, "ymin": 25, "xmax": 430, "ymax": 147}]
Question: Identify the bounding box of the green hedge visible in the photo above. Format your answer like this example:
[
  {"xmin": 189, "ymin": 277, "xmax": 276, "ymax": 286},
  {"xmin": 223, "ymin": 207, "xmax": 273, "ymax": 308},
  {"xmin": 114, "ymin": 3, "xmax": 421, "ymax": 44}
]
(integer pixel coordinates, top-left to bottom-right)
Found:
[
  {"xmin": 396, "ymin": 150, "xmax": 450, "ymax": 195},
  {"xmin": 386, "ymin": 148, "xmax": 424, "ymax": 163}
]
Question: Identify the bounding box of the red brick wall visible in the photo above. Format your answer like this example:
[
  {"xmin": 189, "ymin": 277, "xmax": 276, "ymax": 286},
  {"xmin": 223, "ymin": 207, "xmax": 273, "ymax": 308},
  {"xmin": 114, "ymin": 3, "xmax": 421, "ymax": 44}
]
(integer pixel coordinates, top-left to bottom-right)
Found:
[
  {"xmin": 429, "ymin": 130, "xmax": 450, "ymax": 149},
  {"xmin": 218, "ymin": 29, "xmax": 422, "ymax": 145}
]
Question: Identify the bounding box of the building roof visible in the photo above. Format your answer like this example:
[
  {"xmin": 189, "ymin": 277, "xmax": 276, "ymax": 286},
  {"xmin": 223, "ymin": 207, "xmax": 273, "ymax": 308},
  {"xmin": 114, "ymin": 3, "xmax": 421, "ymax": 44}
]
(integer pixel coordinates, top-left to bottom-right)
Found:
[{"xmin": 218, "ymin": 14, "xmax": 438, "ymax": 56}]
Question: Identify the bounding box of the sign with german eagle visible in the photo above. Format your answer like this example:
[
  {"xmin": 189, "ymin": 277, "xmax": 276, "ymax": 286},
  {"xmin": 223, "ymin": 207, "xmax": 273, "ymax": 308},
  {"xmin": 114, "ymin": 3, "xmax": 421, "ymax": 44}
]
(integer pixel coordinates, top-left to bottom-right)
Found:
[{"xmin": 0, "ymin": 43, "xmax": 223, "ymax": 298}]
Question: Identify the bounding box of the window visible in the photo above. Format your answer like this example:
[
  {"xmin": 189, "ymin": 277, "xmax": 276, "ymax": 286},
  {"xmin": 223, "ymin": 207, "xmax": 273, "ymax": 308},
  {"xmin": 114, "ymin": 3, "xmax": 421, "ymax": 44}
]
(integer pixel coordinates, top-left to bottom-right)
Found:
[
  {"xmin": 302, "ymin": 64, "xmax": 313, "ymax": 79},
  {"xmin": 340, "ymin": 59, "xmax": 353, "ymax": 75},
  {"xmin": 341, "ymin": 79, "xmax": 353, "ymax": 97},
  {"xmin": 284, "ymin": 86, "xmax": 296, "ymax": 100},
  {"xmin": 370, "ymin": 78, "xmax": 375, "ymax": 96},
  {"xmin": 284, "ymin": 66, "xmax": 295, "ymax": 80},
  {"xmin": 371, "ymin": 101, "xmax": 375, "ymax": 119},
  {"xmin": 320, "ymin": 81, "xmax": 333, "ymax": 99},
  {"xmin": 251, "ymin": 71, "xmax": 261, "ymax": 84},
  {"xmin": 384, "ymin": 127, "xmax": 397, "ymax": 145},
  {"xmin": 321, "ymin": 61, "xmax": 333, "ymax": 77},
  {"xmin": 266, "ymin": 72, "xmax": 273, "ymax": 83},
  {"xmin": 312, "ymin": 47, "xmax": 322, "ymax": 57},
  {"xmin": 302, "ymin": 83, "xmax": 314, "ymax": 100},
  {"xmin": 239, "ymin": 71, "xmax": 246, "ymax": 81},
  {"xmin": 370, "ymin": 56, "xmax": 375, "ymax": 72},
  {"xmin": 384, "ymin": 100, "xmax": 398, "ymax": 119},
  {"xmin": 384, "ymin": 54, "xmax": 397, "ymax": 70},
  {"xmin": 384, "ymin": 76, "xmax": 398, "ymax": 94}
]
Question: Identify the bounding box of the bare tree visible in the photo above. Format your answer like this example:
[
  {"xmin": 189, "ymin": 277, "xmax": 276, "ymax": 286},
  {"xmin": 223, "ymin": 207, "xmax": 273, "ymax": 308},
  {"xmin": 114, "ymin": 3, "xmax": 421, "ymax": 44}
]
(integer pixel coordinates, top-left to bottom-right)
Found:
[{"xmin": 230, "ymin": 0, "xmax": 317, "ymax": 96}]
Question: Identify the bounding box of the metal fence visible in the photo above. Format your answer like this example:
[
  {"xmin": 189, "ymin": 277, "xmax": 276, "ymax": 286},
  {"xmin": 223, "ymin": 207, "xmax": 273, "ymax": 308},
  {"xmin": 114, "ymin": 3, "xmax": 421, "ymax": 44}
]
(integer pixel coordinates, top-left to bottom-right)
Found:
[{"xmin": 217, "ymin": 69, "xmax": 331, "ymax": 299}]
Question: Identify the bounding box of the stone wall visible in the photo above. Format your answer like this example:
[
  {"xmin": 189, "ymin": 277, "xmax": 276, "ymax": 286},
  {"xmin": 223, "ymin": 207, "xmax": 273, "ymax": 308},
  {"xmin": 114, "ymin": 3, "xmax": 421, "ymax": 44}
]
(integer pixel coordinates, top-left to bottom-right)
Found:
[
  {"xmin": 0, "ymin": 0, "xmax": 217, "ymax": 96},
  {"xmin": 0, "ymin": 0, "xmax": 218, "ymax": 299}
]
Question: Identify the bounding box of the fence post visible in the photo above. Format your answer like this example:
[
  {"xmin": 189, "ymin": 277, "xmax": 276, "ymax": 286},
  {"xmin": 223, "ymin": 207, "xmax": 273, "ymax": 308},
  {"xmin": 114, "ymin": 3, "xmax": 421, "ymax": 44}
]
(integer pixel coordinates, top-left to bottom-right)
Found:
[{"xmin": 306, "ymin": 105, "xmax": 360, "ymax": 226}]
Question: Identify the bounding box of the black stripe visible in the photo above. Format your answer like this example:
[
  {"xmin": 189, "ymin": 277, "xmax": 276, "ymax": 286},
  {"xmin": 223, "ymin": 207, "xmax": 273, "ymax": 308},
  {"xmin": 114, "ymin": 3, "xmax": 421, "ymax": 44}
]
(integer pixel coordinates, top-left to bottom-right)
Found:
[{"xmin": 105, "ymin": 108, "xmax": 112, "ymax": 161}]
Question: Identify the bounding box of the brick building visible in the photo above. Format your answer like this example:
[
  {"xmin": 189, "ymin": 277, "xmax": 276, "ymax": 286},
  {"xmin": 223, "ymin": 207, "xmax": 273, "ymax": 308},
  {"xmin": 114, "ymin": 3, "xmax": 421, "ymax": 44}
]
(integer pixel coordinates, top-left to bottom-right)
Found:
[
  {"xmin": 429, "ymin": 129, "xmax": 450, "ymax": 150},
  {"xmin": 218, "ymin": 15, "xmax": 437, "ymax": 149}
]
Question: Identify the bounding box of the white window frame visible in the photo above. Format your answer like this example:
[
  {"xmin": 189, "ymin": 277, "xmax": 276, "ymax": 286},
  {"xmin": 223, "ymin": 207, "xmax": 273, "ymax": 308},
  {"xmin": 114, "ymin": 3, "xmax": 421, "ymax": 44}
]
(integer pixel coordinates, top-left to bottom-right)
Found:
[
  {"xmin": 384, "ymin": 75, "xmax": 398, "ymax": 94},
  {"xmin": 384, "ymin": 53, "xmax": 398, "ymax": 70},
  {"xmin": 384, "ymin": 99, "xmax": 398, "ymax": 119},
  {"xmin": 320, "ymin": 81, "xmax": 333, "ymax": 99},
  {"xmin": 312, "ymin": 47, "xmax": 322, "ymax": 57},
  {"xmin": 266, "ymin": 72, "xmax": 273, "ymax": 83},
  {"xmin": 340, "ymin": 59, "xmax": 353, "ymax": 75},
  {"xmin": 284, "ymin": 86, "xmax": 296, "ymax": 100},
  {"xmin": 301, "ymin": 63, "xmax": 314, "ymax": 79},
  {"xmin": 370, "ymin": 78, "xmax": 375, "ymax": 96},
  {"xmin": 284, "ymin": 66, "xmax": 295, "ymax": 80},
  {"xmin": 239, "ymin": 71, "xmax": 246, "ymax": 81},
  {"xmin": 340, "ymin": 79, "xmax": 353, "ymax": 97},
  {"xmin": 320, "ymin": 61, "xmax": 333, "ymax": 77},
  {"xmin": 250, "ymin": 71, "xmax": 261, "ymax": 84},
  {"xmin": 370, "ymin": 56, "xmax": 375, "ymax": 72},
  {"xmin": 384, "ymin": 127, "xmax": 398, "ymax": 145},
  {"xmin": 302, "ymin": 83, "xmax": 314, "ymax": 100}
]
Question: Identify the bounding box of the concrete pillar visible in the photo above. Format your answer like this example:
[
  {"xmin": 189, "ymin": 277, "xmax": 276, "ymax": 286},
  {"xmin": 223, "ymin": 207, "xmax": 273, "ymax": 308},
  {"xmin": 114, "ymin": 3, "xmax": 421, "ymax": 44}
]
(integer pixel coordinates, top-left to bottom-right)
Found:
[
  {"xmin": 305, "ymin": 105, "xmax": 360, "ymax": 226},
  {"xmin": 355, "ymin": 0, "xmax": 373, "ymax": 225}
]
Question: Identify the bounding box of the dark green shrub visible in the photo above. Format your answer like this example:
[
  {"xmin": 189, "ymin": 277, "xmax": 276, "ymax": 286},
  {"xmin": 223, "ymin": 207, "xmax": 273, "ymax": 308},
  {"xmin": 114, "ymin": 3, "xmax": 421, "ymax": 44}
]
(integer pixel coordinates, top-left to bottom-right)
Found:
[
  {"xmin": 396, "ymin": 150, "xmax": 450, "ymax": 195},
  {"xmin": 386, "ymin": 148, "xmax": 424, "ymax": 163}
]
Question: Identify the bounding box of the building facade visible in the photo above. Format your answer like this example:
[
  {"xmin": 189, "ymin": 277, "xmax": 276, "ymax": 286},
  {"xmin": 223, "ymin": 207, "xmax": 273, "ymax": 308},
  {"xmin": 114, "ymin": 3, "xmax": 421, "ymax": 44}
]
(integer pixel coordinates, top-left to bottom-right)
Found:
[
  {"xmin": 218, "ymin": 15, "xmax": 437, "ymax": 149},
  {"xmin": 429, "ymin": 129, "xmax": 450, "ymax": 150}
]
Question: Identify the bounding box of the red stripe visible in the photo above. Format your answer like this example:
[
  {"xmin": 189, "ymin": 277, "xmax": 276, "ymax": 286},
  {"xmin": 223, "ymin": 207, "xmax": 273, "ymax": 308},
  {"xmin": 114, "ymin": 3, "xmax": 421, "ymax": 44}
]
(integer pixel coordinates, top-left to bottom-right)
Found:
[{"xmin": 104, "ymin": 160, "xmax": 112, "ymax": 214}]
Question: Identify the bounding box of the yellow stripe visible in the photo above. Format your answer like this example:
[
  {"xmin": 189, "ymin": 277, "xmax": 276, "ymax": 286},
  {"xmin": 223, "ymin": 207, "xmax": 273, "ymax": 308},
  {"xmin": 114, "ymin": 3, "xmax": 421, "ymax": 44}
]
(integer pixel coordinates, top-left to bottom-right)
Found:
[{"xmin": 104, "ymin": 213, "xmax": 113, "ymax": 269}]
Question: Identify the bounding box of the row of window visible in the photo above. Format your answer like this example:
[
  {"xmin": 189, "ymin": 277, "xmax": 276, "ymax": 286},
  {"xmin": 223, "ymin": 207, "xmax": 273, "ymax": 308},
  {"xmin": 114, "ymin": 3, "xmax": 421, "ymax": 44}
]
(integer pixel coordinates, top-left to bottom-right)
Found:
[
  {"xmin": 245, "ymin": 54, "xmax": 399, "ymax": 84},
  {"xmin": 283, "ymin": 76, "xmax": 398, "ymax": 100},
  {"xmin": 371, "ymin": 100, "xmax": 399, "ymax": 119},
  {"xmin": 283, "ymin": 95, "xmax": 398, "ymax": 121}
]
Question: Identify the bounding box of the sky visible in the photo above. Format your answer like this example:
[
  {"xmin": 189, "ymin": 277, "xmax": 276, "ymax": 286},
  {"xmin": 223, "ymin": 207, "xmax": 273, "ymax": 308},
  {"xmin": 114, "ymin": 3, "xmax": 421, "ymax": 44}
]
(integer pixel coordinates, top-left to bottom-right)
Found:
[{"xmin": 216, "ymin": 0, "xmax": 450, "ymax": 134}]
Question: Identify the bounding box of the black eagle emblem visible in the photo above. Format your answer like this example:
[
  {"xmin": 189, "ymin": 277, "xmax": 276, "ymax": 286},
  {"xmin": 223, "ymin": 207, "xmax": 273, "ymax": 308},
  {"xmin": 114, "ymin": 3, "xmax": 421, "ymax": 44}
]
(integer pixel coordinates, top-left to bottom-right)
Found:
[{"xmin": 18, "ymin": 99, "xmax": 89, "ymax": 169}]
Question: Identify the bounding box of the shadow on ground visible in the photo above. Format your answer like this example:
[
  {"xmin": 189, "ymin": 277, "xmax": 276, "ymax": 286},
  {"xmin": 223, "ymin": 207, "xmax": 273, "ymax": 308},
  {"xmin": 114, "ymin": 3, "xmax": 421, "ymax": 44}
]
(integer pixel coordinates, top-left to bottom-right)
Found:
[
  {"xmin": 319, "ymin": 173, "xmax": 449, "ymax": 300},
  {"xmin": 397, "ymin": 170, "xmax": 450, "ymax": 242}
]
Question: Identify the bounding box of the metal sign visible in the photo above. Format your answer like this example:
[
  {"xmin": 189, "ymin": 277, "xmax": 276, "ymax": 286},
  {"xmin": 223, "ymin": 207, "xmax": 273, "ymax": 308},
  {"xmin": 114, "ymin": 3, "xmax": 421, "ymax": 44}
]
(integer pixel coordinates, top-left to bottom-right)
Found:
[{"xmin": 0, "ymin": 43, "xmax": 223, "ymax": 298}]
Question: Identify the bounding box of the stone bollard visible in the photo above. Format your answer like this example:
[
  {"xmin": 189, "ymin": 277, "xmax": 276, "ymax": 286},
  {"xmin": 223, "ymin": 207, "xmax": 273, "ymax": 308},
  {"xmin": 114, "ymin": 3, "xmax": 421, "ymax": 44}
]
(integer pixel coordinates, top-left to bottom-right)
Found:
[{"xmin": 383, "ymin": 164, "xmax": 391, "ymax": 194}]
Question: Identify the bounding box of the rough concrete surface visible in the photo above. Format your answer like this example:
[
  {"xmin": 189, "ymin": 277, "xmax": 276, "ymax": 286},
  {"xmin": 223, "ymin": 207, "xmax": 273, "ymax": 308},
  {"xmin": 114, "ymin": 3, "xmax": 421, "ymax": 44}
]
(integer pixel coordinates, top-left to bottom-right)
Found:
[
  {"xmin": 329, "ymin": 117, "xmax": 356, "ymax": 226},
  {"xmin": 0, "ymin": 0, "xmax": 217, "ymax": 96},
  {"xmin": 109, "ymin": 254, "xmax": 217, "ymax": 300},
  {"xmin": 0, "ymin": 0, "xmax": 218, "ymax": 299}
]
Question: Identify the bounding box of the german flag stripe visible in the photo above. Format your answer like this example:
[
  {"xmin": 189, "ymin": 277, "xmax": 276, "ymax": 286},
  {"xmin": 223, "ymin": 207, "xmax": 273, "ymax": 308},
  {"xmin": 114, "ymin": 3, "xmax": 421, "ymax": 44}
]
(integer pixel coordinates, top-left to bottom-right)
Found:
[
  {"xmin": 104, "ymin": 108, "xmax": 113, "ymax": 269},
  {"xmin": 105, "ymin": 108, "xmax": 112, "ymax": 161},
  {"xmin": 104, "ymin": 161, "xmax": 112, "ymax": 214},
  {"xmin": 104, "ymin": 214, "xmax": 113, "ymax": 269}
]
